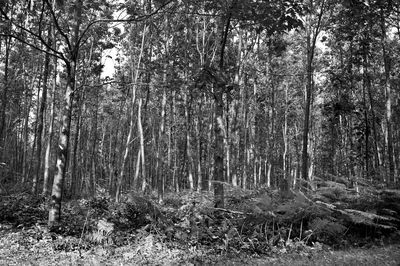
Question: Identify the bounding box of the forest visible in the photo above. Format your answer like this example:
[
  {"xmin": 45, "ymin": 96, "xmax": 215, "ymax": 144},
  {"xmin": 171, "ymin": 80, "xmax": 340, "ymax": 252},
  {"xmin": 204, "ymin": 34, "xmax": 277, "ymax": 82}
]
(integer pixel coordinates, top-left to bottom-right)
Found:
[{"xmin": 0, "ymin": 0, "xmax": 400, "ymax": 265}]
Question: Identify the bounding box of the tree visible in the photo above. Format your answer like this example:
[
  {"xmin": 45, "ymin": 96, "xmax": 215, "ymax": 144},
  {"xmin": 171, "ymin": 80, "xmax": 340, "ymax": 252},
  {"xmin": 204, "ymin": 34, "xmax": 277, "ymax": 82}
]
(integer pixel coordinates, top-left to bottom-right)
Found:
[{"xmin": 301, "ymin": 0, "xmax": 326, "ymax": 186}]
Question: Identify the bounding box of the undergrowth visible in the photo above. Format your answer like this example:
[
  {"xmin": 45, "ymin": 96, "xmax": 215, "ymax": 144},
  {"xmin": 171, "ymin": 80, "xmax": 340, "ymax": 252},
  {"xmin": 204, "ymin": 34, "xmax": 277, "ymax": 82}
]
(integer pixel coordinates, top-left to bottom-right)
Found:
[{"xmin": 0, "ymin": 182, "xmax": 400, "ymax": 263}]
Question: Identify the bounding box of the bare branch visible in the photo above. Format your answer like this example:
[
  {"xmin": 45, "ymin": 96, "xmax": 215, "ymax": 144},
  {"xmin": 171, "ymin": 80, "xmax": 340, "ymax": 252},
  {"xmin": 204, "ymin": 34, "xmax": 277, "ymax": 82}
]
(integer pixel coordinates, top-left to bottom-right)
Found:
[
  {"xmin": 76, "ymin": 0, "xmax": 175, "ymax": 49},
  {"xmin": 0, "ymin": 33, "xmax": 65, "ymax": 61},
  {"xmin": 0, "ymin": 8, "xmax": 65, "ymax": 60},
  {"xmin": 76, "ymin": 80, "xmax": 164, "ymax": 91},
  {"xmin": 212, "ymin": 207, "xmax": 247, "ymax": 215},
  {"xmin": 43, "ymin": 0, "xmax": 72, "ymax": 51}
]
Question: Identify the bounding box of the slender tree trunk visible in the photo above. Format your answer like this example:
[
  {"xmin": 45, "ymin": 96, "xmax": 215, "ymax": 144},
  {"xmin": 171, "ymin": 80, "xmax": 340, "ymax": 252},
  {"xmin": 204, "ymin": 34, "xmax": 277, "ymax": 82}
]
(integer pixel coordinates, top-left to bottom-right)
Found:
[
  {"xmin": 158, "ymin": 84, "xmax": 167, "ymax": 203},
  {"xmin": 33, "ymin": 28, "xmax": 52, "ymax": 194},
  {"xmin": 171, "ymin": 91, "xmax": 179, "ymax": 192},
  {"xmin": 380, "ymin": 9, "xmax": 394, "ymax": 184},
  {"xmin": 132, "ymin": 148, "xmax": 140, "ymax": 190},
  {"xmin": 224, "ymin": 106, "xmax": 231, "ymax": 185},
  {"xmin": 99, "ymin": 128, "xmax": 106, "ymax": 184},
  {"xmin": 167, "ymin": 92, "xmax": 173, "ymax": 191},
  {"xmin": 266, "ymin": 49, "xmax": 275, "ymax": 188},
  {"xmin": 42, "ymin": 56, "xmax": 57, "ymax": 195},
  {"xmin": 70, "ymin": 91, "xmax": 83, "ymax": 197},
  {"xmin": 108, "ymin": 101, "xmax": 124, "ymax": 195},
  {"xmin": 243, "ymin": 111, "xmax": 249, "ymax": 189},
  {"xmin": 207, "ymin": 101, "xmax": 214, "ymax": 191},
  {"xmin": 28, "ymin": 73, "xmax": 44, "ymax": 181},
  {"xmin": 195, "ymin": 112, "xmax": 202, "ymax": 192},
  {"xmin": 302, "ymin": 28, "xmax": 313, "ymax": 184},
  {"xmin": 214, "ymin": 84, "xmax": 225, "ymax": 207},
  {"xmin": 233, "ymin": 30, "xmax": 243, "ymax": 188},
  {"xmin": 90, "ymin": 88, "xmax": 99, "ymax": 196},
  {"xmin": 251, "ymin": 83, "xmax": 257, "ymax": 188},
  {"xmin": 22, "ymin": 66, "xmax": 35, "ymax": 183},
  {"xmin": 0, "ymin": 35, "xmax": 11, "ymax": 159},
  {"xmin": 138, "ymin": 98, "xmax": 147, "ymax": 193},
  {"xmin": 108, "ymin": 127, "xmax": 114, "ymax": 194},
  {"xmin": 48, "ymin": 62, "xmax": 75, "ymax": 227},
  {"xmin": 184, "ymin": 90, "xmax": 194, "ymax": 190},
  {"xmin": 173, "ymin": 137, "xmax": 179, "ymax": 192},
  {"xmin": 115, "ymin": 25, "xmax": 146, "ymax": 202},
  {"xmin": 364, "ymin": 47, "xmax": 382, "ymax": 179},
  {"xmin": 362, "ymin": 67, "xmax": 370, "ymax": 179},
  {"xmin": 301, "ymin": 0, "xmax": 325, "ymax": 182},
  {"xmin": 48, "ymin": 0, "xmax": 83, "ymax": 226},
  {"xmin": 283, "ymin": 83, "xmax": 288, "ymax": 186}
]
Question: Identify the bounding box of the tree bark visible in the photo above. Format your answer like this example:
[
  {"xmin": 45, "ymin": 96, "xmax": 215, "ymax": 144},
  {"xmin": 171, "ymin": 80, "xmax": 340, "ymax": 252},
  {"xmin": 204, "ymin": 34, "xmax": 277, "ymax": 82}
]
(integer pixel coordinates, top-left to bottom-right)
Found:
[
  {"xmin": 138, "ymin": 98, "xmax": 147, "ymax": 193},
  {"xmin": 158, "ymin": 83, "xmax": 167, "ymax": 202},
  {"xmin": 70, "ymin": 91, "xmax": 83, "ymax": 197},
  {"xmin": 213, "ymin": 8, "xmax": 232, "ymax": 208},
  {"xmin": 32, "ymin": 27, "xmax": 52, "ymax": 194},
  {"xmin": 380, "ymin": 8, "xmax": 395, "ymax": 184},
  {"xmin": 283, "ymin": 83, "xmax": 289, "ymax": 186},
  {"xmin": 22, "ymin": 65, "xmax": 36, "ymax": 183},
  {"xmin": 48, "ymin": 62, "xmax": 75, "ymax": 227},
  {"xmin": 0, "ymin": 35, "xmax": 11, "ymax": 161},
  {"xmin": 206, "ymin": 100, "xmax": 214, "ymax": 191},
  {"xmin": 42, "ymin": 55, "xmax": 58, "ymax": 195},
  {"xmin": 214, "ymin": 84, "xmax": 225, "ymax": 208},
  {"xmin": 195, "ymin": 110, "xmax": 202, "ymax": 192},
  {"xmin": 301, "ymin": 0, "xmax": 325, "ymax": 183},
  {"xmin": 184, "ymin": 90, "xmax": 194, "ymax": 190}
]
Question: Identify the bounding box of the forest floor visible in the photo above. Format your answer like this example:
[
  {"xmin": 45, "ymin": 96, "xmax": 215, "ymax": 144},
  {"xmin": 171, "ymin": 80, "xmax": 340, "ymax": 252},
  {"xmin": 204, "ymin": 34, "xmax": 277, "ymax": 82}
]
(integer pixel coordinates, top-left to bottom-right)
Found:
[
  {"xmin": 0, "ymin": 225, "xmax": 399, "ymax": 265},
  {"xmin": 1, "ymin": 182, "xmax": 400, "ymax": 265}
]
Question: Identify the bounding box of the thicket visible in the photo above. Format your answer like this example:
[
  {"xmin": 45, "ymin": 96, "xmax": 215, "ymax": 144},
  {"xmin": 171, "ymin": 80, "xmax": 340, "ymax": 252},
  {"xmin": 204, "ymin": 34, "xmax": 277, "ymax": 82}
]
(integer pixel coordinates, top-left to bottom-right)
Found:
[{"xmin": 1, "ymin": 181, "xmax": 399, "ymax": 264}]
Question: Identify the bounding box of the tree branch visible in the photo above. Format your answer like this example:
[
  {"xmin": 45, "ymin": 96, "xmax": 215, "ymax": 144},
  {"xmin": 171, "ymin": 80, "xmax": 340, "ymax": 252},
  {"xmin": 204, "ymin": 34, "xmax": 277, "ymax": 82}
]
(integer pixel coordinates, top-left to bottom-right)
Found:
[
  {"xmin": 0, "ymin": 33, "xmax": 65, "ymax": 61},
  {"xmin": 76, "ymin": 0, "xmax": 174, "ymax": 49},
  {"xmin": 0, "ymin": 7, "xmax": 65, "ymax": 60},
  {"xmin": 310, "ymin": 0, "xmax": 326, "ymax": 62},
  {"xmin": 43, "ymin": 0, "xmax": 72, "ymax": 52}
]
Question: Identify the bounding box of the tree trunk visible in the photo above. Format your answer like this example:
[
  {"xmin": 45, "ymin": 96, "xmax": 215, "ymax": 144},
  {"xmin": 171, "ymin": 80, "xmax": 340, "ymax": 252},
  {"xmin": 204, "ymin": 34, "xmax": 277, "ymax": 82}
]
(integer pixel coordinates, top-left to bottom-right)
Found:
[
  {"xmin": 212, "ymin": 8, "xmax": 232, "ymax": 207},
  {"xmin": 33, "ymin": 28, "xmax": 52, "ymax": 194},
  {"xmin": 171, "ymin": 91, "xmax": 179, "ymax": 192},
  {"xmin": 90, "ymin": 88, "xmax": 99, "ymax": 196},
  {"xmin": 48, "ymin": 62, "xmax": 75, "ymax": 227},
  {"xmin": 42, "ymin": 56, "xmax": 58, "ymax": 195},
  {"xmin": 364, "ymin": 45, "xmax": 382, "ymax": 179},
  {"xmin": 206, "ymin": 100, "xmax": 214, "ymax": 191},
  {"xmin": 70, "ymin": 91, "xmax": 83, "ymax": 197},
  {"xmin": 138, "ymin": 98, "xmax": 147, "ymax": 193},
  {"xmin": 184, "ymin": 90, "xmax": 194, "ymax": 190},
  {"xmin": 380, "ymin": 9, "xmax": 394, "ymax": 184},
  {"xmin": 158, "ymin": 84, "xmax": 167, "ymax": 203},
  {"xmin": 0, "ymin": 34, "xmax": 11, "ymax": 159},
  {"xmin": 115, "ymin": 25, "xmax": 146, "ymax": 202},
  {"xmin": 224, "ymin": 105, "xmax": 231, "ymax": 185},
  {"xmin": 302, "ymin": 27, "xmax": 313, "ymax": 183},
  {"xmin": 214, "ymin": 84, "xmax": 225, "ymax": 208},
  {"xmin": 22, "ymin": 65, "xmax": 36, "ymax": 183},
  {"xmin": 301, "ymin": 0, "xmax": 324, "ymax": 182},
  {"xmin": 283, "ymin": 83, "xmax": 289, "ymax": 186},
  {"xmin": 195, "ymin": 111, "xmax": 202, "ymax": 192}
]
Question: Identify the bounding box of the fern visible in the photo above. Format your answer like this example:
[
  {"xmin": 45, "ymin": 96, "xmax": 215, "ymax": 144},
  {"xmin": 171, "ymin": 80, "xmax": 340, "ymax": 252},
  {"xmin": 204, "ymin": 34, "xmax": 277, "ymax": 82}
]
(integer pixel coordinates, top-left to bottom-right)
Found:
[
  {"xmin": 309, "ymin": 217, "xmax": 346, "ymax": 237},
  {"xmin": 88, "ymin": 219, "xmax": 115, "ymax": 245}
]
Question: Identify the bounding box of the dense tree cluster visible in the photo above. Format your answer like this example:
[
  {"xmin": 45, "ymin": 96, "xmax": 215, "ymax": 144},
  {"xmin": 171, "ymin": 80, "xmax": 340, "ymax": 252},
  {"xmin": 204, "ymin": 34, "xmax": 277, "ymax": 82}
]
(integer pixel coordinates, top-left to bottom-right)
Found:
[{"xmin": 0, "ymin": 0, "xmax": 399, "ymax": 225}]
